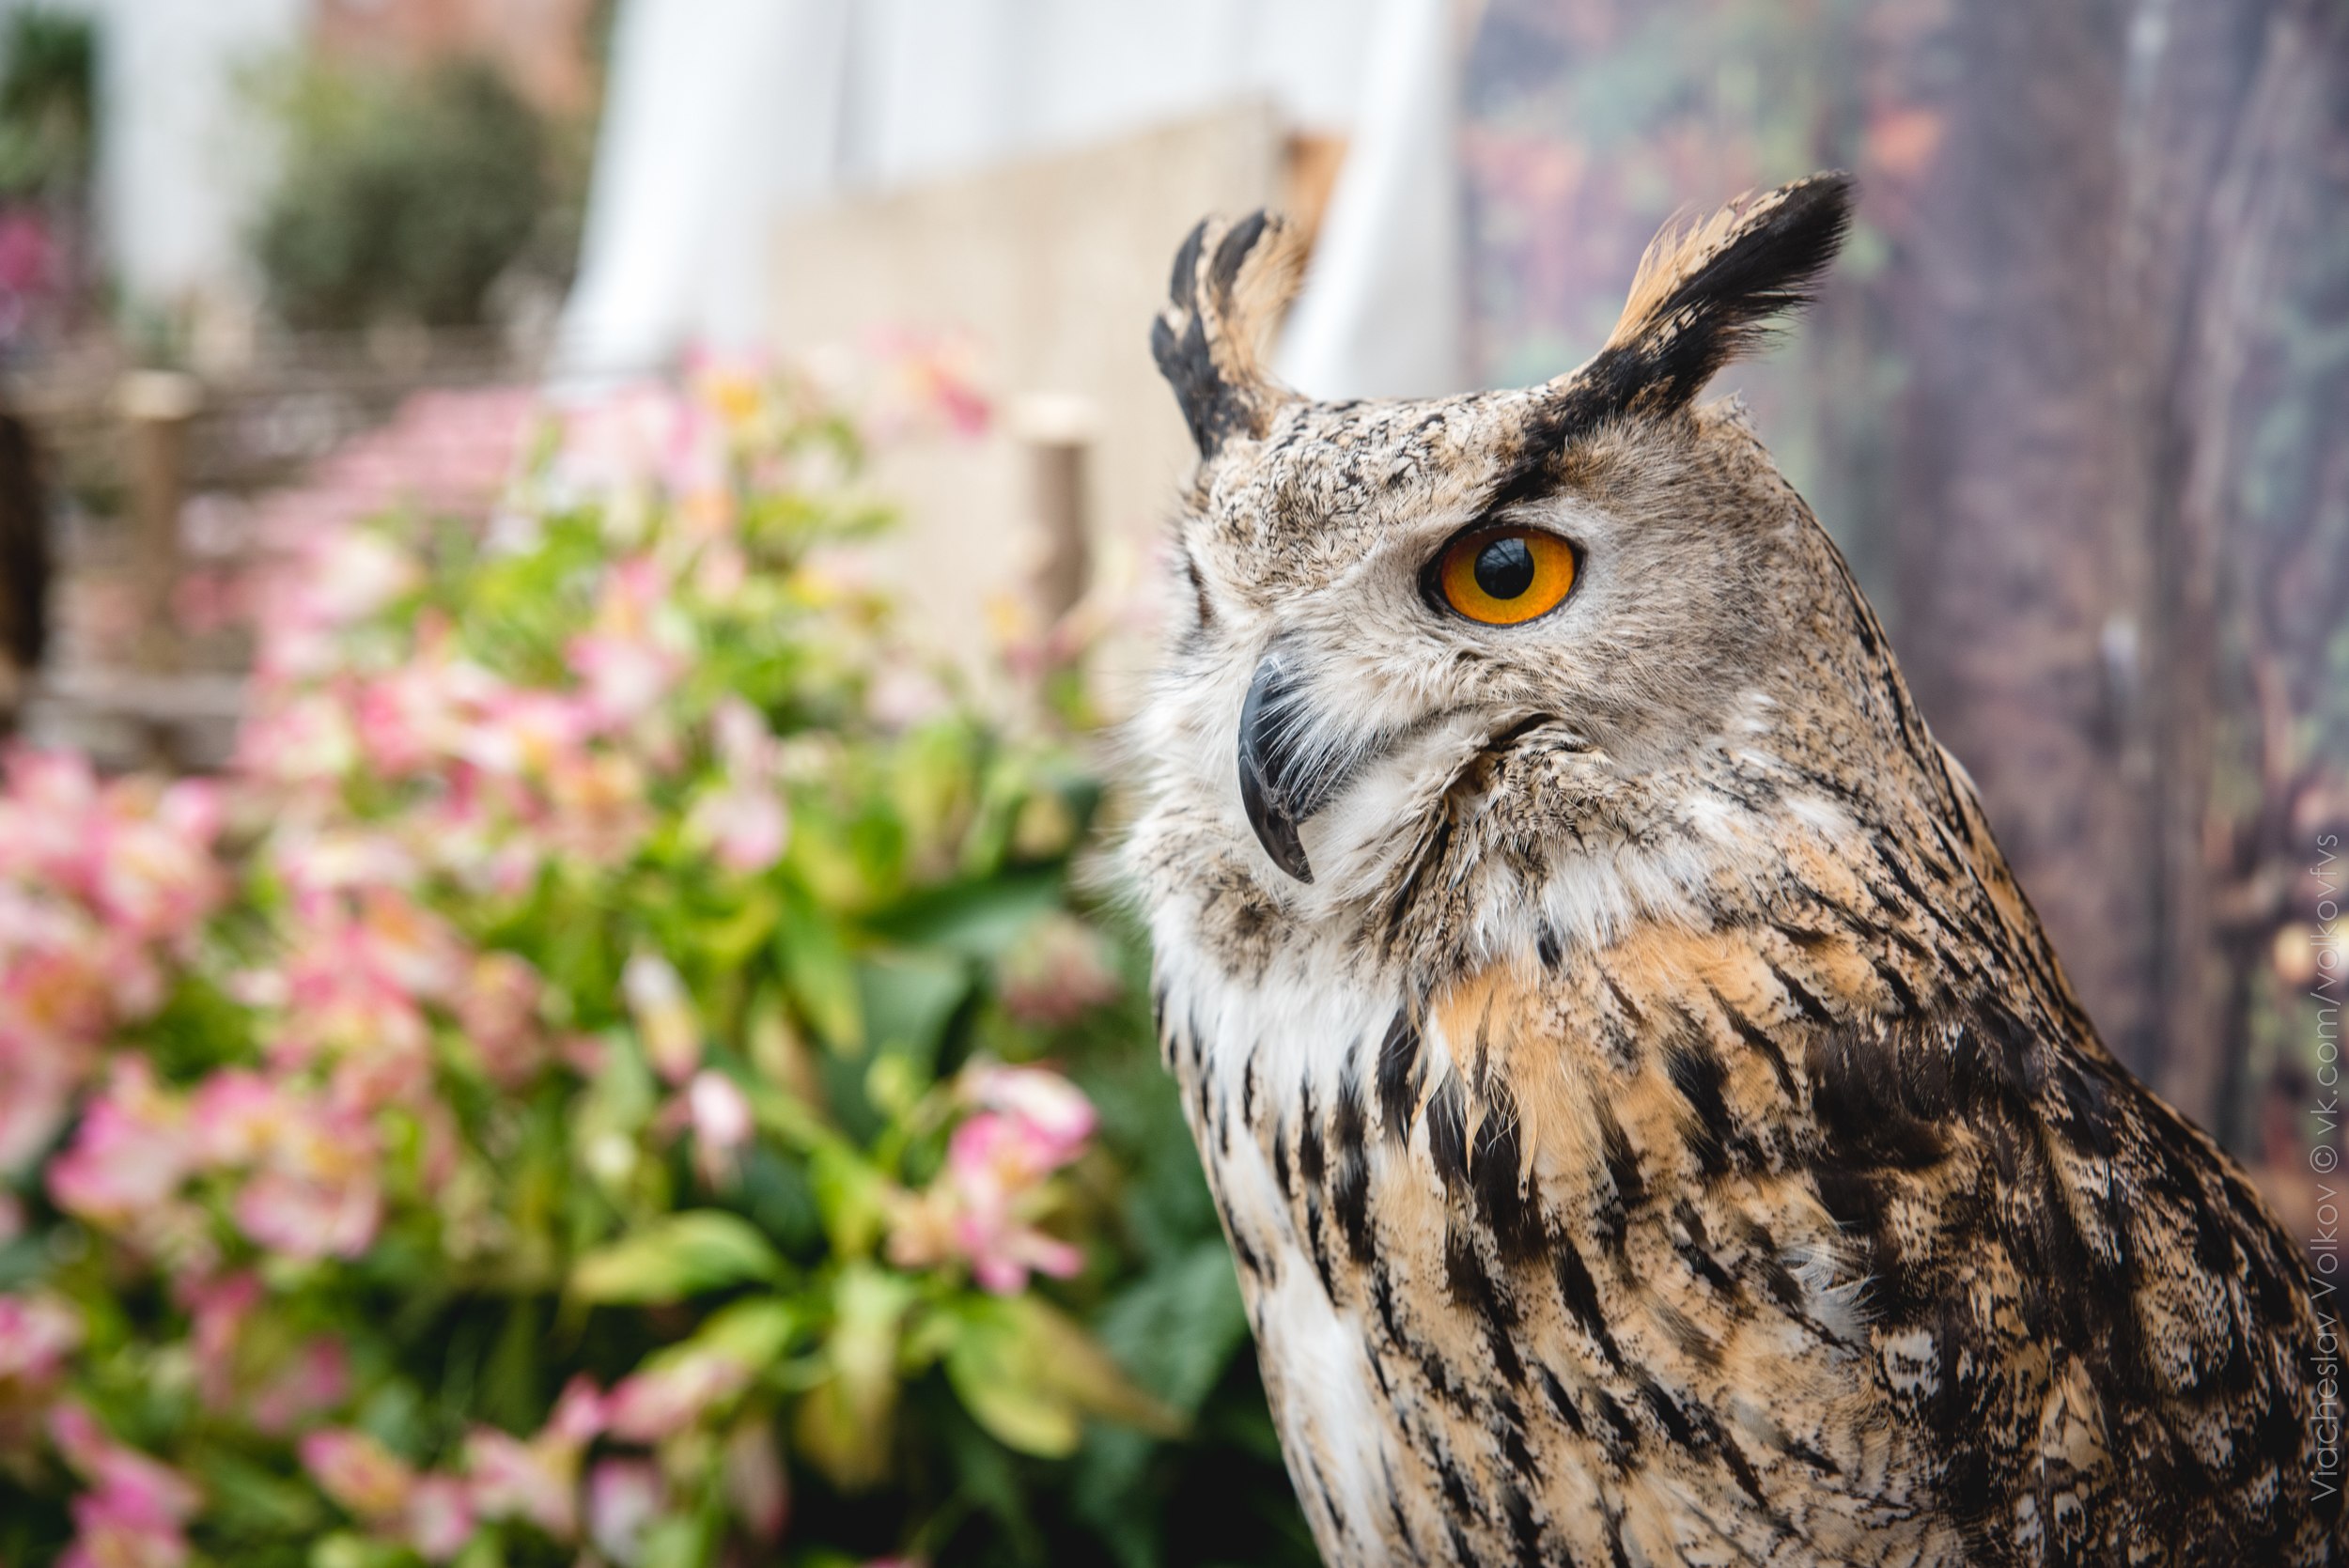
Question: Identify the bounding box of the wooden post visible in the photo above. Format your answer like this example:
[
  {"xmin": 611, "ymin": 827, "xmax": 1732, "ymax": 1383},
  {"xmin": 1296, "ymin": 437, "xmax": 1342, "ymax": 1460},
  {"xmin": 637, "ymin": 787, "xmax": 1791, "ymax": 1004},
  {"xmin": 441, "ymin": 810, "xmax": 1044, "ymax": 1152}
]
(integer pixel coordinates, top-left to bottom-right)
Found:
[
  {"xmin": 114, "ymin": 370, "xmax": 203, "ymax": 765},
  {"xmin": 116, "ymin": 370, "xmax": 202, "ymax": 677},
  {"xmin": 1010, "ymin": 393, "xmax": 1098, "ymax": 624}
]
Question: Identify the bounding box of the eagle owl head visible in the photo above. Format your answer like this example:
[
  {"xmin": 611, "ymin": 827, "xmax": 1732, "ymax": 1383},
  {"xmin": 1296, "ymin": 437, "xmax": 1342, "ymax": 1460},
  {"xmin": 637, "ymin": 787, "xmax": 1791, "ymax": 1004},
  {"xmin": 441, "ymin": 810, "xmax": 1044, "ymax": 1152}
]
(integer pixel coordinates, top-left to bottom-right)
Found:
[{"xmin": 1130, "ymin": 174, "xmax": 1928, "ymax": 979}]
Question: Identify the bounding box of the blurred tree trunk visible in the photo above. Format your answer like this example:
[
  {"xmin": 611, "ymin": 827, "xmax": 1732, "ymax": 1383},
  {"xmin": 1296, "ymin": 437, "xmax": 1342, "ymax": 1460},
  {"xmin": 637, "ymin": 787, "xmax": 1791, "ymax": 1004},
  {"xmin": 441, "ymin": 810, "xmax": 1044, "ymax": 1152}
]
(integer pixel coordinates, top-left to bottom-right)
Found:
[
  {"xmin": 1890, "ymin": 0, "xmax": 2348, "ymax": 1141},
  {"xmin": 1890, "ymin": 0, "xmax": 2155, "ymax": 1068},
  {"xmin": 2186, "ymin": 0, "xmax": 2349, "ymax": 1169}
]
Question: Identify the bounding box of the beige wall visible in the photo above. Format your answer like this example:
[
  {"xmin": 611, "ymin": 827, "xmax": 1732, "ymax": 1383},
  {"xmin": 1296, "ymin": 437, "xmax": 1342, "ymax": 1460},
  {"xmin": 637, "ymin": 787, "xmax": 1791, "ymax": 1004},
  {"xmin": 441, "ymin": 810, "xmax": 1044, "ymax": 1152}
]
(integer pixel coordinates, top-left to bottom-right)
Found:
[{"xmin": 770, "ymin": 104, "xmax": 1291, "ymax": 713}]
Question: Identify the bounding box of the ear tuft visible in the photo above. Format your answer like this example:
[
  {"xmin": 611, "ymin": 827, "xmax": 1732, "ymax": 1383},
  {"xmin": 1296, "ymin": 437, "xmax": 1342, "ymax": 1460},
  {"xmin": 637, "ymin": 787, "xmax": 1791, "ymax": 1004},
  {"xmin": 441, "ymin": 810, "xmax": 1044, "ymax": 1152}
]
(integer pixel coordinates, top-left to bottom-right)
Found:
[
  {"xmin": 1152, "ymin": 210, "xmax": 1307, "ymax": 457},
  {"xmin": 1584, "ymin": 172, "xmax": 1853, "ymax": 418}
]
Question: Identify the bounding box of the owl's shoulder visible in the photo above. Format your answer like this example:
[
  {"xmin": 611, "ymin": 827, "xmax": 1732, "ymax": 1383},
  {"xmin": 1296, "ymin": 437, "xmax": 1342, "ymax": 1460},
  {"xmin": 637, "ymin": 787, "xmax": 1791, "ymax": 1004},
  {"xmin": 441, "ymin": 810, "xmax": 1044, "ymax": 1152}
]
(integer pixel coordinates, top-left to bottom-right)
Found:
[{"xmin": 1805, "ymin": 982, "xmax": 2332, "ymax": 1555}]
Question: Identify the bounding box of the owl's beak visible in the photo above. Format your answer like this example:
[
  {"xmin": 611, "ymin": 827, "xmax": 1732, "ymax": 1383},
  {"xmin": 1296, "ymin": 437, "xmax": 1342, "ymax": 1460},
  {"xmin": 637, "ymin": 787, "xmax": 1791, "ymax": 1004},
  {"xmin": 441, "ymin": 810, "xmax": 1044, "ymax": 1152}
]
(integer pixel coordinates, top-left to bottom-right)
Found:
[{"xmin": 1237, "ymin": 652, "xmax": 1318, "ymax": 883}]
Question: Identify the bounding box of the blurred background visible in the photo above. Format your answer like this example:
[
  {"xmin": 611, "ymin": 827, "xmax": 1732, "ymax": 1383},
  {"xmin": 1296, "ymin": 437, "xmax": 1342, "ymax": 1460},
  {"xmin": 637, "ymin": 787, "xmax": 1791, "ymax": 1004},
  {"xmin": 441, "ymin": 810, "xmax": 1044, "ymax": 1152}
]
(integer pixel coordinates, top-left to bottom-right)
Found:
[{"xmin": 0, "ymin": 1, "xmax": 2342, "ymax": 1564}]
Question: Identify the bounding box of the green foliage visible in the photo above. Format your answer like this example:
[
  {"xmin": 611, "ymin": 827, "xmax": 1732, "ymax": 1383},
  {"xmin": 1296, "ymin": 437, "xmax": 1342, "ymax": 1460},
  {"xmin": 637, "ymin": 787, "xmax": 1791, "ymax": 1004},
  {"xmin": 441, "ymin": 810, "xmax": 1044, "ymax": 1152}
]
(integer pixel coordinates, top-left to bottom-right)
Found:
[
  {"xmin": 0, "ymin": 8, "xmax": 93, "ymax": 197},
  {"xmin": 251, "ymin": 60, "xmax": 555, "ymax": 330},
  {"xmin": 0, "ymin": 370, "xmax": 1312, "ymax": 1566}
]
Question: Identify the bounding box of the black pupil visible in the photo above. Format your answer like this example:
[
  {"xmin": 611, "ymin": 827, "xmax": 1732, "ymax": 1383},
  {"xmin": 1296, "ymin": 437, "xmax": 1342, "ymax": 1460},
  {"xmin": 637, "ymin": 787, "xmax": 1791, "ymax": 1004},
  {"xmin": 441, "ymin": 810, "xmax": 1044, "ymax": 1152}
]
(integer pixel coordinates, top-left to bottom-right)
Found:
[{"xmin": 1472, "ymin": 536, "xmax": 1536, "ymax": 599}]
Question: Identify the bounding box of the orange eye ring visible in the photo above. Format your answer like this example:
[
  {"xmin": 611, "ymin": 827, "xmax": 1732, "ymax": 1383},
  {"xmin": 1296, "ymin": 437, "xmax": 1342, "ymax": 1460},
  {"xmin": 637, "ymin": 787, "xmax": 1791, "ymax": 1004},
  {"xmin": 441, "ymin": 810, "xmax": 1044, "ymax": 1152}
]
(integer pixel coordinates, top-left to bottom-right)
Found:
[{"xmin": 1430, "ymin": 526, "xmax": 1578, "ymax": 626}]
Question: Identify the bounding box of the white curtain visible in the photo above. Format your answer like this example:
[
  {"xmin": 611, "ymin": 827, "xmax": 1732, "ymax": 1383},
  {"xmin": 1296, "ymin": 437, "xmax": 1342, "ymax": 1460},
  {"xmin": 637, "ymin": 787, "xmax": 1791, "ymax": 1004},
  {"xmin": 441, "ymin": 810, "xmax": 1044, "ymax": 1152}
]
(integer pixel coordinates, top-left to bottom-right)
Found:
[
  {"xmin": 86, "ymin": 0, "xmax": 306, "ymax": 324},
  {"xmin": 1273, "ymin": 0, "xmax": 1464, "ymax": 400},
  {"xmin": 556, "ymin": 0, "xmax": 1466, "ymax": 398}
]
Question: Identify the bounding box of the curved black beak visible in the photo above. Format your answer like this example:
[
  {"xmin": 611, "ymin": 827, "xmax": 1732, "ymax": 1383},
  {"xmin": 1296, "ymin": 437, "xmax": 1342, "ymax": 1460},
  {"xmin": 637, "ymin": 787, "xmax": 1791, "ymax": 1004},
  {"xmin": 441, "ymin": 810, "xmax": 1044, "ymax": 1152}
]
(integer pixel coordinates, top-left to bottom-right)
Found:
[{"xmin": 1237, "ymin": 653, "xmax": 1317, "ymax": 883}]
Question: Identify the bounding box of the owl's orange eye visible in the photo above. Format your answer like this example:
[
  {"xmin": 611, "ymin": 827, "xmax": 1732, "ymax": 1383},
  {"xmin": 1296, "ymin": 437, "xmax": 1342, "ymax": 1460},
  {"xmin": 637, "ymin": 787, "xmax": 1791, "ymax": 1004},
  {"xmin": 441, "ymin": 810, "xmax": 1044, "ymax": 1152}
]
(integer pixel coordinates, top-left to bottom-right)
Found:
[{"xmin": 1433, "ymin": 527, "xmax": 1577, "ymax": 626}]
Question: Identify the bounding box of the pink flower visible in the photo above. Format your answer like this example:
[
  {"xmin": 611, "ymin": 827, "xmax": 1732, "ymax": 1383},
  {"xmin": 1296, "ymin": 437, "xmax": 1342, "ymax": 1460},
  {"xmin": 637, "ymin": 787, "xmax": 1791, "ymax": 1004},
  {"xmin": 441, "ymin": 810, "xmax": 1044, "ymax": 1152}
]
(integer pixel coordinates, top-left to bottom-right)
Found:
[
  {"xmin": 546, "ymin": 1374, "xmax": 609, "ymax": 1445},
  {"xmin": 0, "ymin": 1012, "xmax": 89, "ymax": 1174},
  {"xmin": 404, "ymin": 1474, "xmax": 475, "ymax": 1561},
  {"xmin": 245, "ymin": 1337, "xmax": 351, "ymax": 1436},
  {"xmin": 623, "ymin": 951, "xmax": 700, "ymax": 1084},
  {"xmin": 539, "ymin": 749, "xmax": 654, "ymax": 865},
  {"xmin": 888, "ymin": 1076, "xmax": 1096, "ymax": 1294},
  {"xmin": 192, "ymin": 1072, "xmax": 384, "ymax": 1260},
  {"xmin": 567, "ymin": 557, "xmax": 688, "ymax": 734},
  {"xmin": 996, "ymin": 915, "xmax": 1121, "ymax": 1027},
  {"xmin": 455, "ymin": 951, "xmax": 547, "ymax": 1085},
  {"xmin": 464, "ymin": 1377, "xmax": 602, "ymax": 1542},
  {"xmin": 963, "ymin": 1063, "xmax": 1097, "ymax": 1167},
  {"xmin": 0, "ymin": 902, "xmax": 113, "ymax": 1043},
  {"xmin": 188, "ymin": 1070, "xmax": 283, "ymax": 1166},
  {"xmin": 723, "ymin": 1416, "xmax": 788, "ymax": 1542},
  {"xmin": 0, "ymin": 756, "xmax": 223, "ymax": 1114},
  {"xmin": 569, "ymin": 633, "xmax": 682, "ymax": 732},
  {"xmin": 50, "ymin": 1403, "xmax": 199, "ymax": 1568},
  {"xmin": 259, "ymin": 891, "xmax": 464, "ymax": 1102},
  {"xmin": 269, "ymin": 932, "xmax": 429, "ymax": 1084},
  {"xmin": 942, "ymin": 1114, "xmax": 1086, "ymax": 1293},
  {"xmin": 586, "ymin": 1458, "xmax": 666, "ymax": 1566},
  {"xmin": 293, "ymin": 529, "xmax": 421, "ymax": 632},
  {"xmin": 347, "ymin": 624, "xmax": 501, "ymax": 777},
  {"xmin": 456, "ymin": 689, "xmax": 591, "ymax": 779},
  {"xmin": 709, "ymin": 698, "xmax": 774, "ymax": 776},
  {"xmin": 869, "ymin": 329, "xmax": 993, "ymax": 439},
  {"xmin": 0, "ymin": 1293, "xmax": 80, "ymax": 1389},
  {"xmin": 235, "ymin": 691, "xmax": 359, "ymax": 782},
  {"xmin": 301, "ymin": 1427, "xmax": 413, "ymax": 1519},
  {"xmin": 865, "ymin": 661, "xmax": 951, "ymax": 730},
  {"xmin": 688, "ymin": 783, "xmax": 788, "ymax": 875},
  {"xmin": 48, "ymin": 1061, "xmax": 192, "ymax": 1225},
  {"xmin": 688, "ymin": 698, "xmax": 788, "ymax": 873},
  {"xmin": 693, "ymin": 537, "xmax": 748, "ymax": 601},
  {"xmin": 62, "ymin": 1482, "xmax": 194, "ymax": 1568},
  {"xmin": 551, "ymin": 383, "xmax": 669, "ymax": 494},
  {"xmin": 351, "ymin": 889, "xmax": 467, "ymax": 1001},
  {"xmin": 234, "ymin": 1152, "xmax": 381, "ymax": 1261},
  {"xmin": 0, "ymin": 207, "xmax": 55, "ymax": 296},
  {"xmin": 0, "ymin": 749, "xmax": 98, "ymax": 888},
  {"xmin": 82, "ymin": 779, "xmax": 224, "ymax": 943},
  {"xmin": 463, "ymin": 1428, "xmax": 573, "ymax": 1538},
  {"xmin": 10, "ymin": 906, "xmax": 148, "ymax": 1018},
  {"xmin": 298, "ymin": 1430, "xmax": 477, "ymax": 1558},
  {"xmin": 176, "ymin": 1272, "xmax": 260, "ymax": 1409},
  {"xmin": 267, "ymin": 826, "xmax": 421, "ymax": 904},
  {"xmin": 605, "ymin": 1349, "xmax": 754, "ymax": 1443},
  {"xmin": 687, "ymin": 1070, "xmax": 754, "ymax": 1186}
]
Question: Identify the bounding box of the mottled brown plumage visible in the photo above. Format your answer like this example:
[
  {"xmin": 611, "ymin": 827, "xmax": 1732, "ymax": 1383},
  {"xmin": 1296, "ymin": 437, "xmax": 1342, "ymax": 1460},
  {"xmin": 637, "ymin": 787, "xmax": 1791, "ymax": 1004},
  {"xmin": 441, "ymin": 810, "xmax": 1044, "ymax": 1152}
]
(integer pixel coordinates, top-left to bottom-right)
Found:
[{"xmin": 1126, "ymin": 175, "xmax": 2341, "ymax": 1565}]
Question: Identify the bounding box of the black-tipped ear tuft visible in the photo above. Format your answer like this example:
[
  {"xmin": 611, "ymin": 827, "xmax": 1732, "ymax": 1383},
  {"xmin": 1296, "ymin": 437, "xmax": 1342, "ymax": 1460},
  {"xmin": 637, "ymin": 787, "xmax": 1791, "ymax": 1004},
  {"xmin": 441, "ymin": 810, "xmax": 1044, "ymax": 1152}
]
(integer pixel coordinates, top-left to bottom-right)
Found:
[
  {"xmin": 1573, "ymin": 172, "xmax": 1854, "ymax": 420},
  {"xmin": 1151, "ymin": 210, "xmax": 1305, "ymax": 457}
]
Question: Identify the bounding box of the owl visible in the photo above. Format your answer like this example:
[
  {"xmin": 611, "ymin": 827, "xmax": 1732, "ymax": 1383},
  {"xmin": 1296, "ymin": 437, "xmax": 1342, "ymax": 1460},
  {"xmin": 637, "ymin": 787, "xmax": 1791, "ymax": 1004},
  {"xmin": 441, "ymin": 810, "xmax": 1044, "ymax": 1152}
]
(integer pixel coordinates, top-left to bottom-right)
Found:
[{"xmin": 1125, "ymin": 174, "xmax": 2341, "ymax": 1566}]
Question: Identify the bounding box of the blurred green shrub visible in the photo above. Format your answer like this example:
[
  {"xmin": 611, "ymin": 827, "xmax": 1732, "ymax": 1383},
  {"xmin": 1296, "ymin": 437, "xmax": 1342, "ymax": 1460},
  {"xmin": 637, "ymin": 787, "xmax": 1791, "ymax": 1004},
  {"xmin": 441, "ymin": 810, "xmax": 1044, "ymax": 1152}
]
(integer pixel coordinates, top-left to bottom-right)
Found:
[
  {"xmin": 0, "ymin": 365, "xmax": 1315, "ymax": 1566},
  {"xmin": 0, "ymin": 8, "xmax": 94, "ymax": 200},
  {"xmin": 251, "ymin": 60, "xmax": 557, "ymax": 331}
]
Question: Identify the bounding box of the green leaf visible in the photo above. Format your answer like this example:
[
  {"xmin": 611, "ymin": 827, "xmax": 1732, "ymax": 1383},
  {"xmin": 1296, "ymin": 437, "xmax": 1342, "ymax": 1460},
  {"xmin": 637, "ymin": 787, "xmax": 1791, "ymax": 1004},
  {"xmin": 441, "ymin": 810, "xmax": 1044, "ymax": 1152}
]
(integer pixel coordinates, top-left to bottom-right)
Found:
[
  {"xmin": 806, "ymin": 1141, "xmax": 888, "ymax": 1259},
  {"xmin": 943, "ymin": 1295, "xmax": 1183, "ymax": 1459},
  {"xmin": 1096, "ymin": 1242, "xmax": 1252, "ymax": 1416},
  {"xmin": 776, "ymin": 882, "xmax": 863, "ymax": 1052},
  {"xmin": 689, "ymin": 1296, "xmax": 800, "ymax": 1363},
  {"xmin": 856, "ymin": 947, "xmax": 972, "ymax": 1074},
  {"xmin": 866, "ymin": 869, "xmax": 1066, "ymax": 959},
  {"xmin": 948, "ymin": 1335, "xmax": 1081, "ymax": 1458},
  {"xmin": 640, "ymin": 1515, "xmax": 710, "ymax": 1568},
  {"xmin": 568, "ymin": 1212, "xmax": 786, "ymax": 1304},
  {"xmin": 310, "ymin": 1532, "xmax": 409, "ymax": 1568},
  {"xmin": 700, "ymin": 887, "xmax": 781, "ymax": 972},
  {"xmin": 795, "ymin": 1265, "xmax": 915, "ymax": 1490},
  {"xmin": 478, "ymin": 1296, "xmax": 543, "ymax": 1435},
  {"xmin": 452, "ymin": 1532, "xmax": 506, "ymax": 1568},
  {"xmin": 196, "ymin": 1449, "xmax": 326, "ymax": 1535}
]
